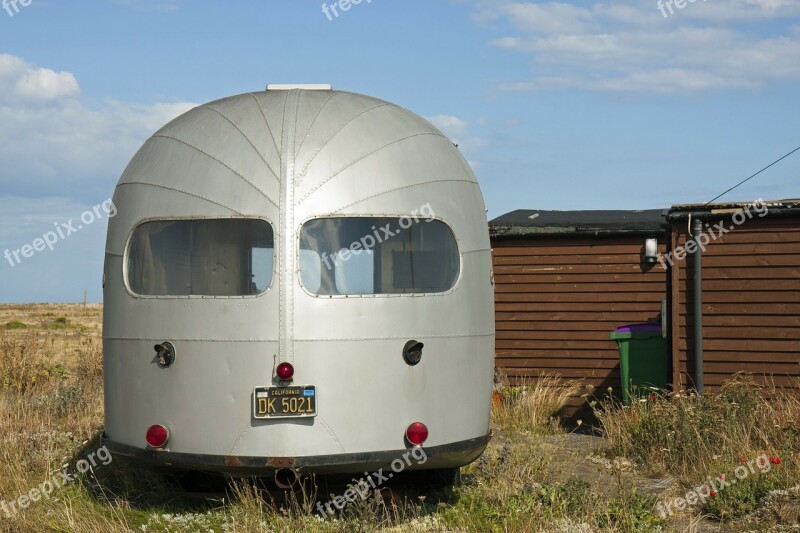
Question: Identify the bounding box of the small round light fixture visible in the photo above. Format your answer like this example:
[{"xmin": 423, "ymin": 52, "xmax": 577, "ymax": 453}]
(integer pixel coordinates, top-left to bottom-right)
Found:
[
  {"xmin": 405, "ymin": 422, "xmax": 429, "ymax": 446},
  {"xmin": 146, "ymin": 424, "xmax": 169, "ymax": 448},
  {"xmin": 154, "ymin": 342, "xmax": 175, "ymax": 368},
  {"xmin": 402, "ymin": 340, "xmax": 424, "ymax": 366},
  {"xmin": 276, "ymin": 362, "xmax": 294, "ymax": 381}
]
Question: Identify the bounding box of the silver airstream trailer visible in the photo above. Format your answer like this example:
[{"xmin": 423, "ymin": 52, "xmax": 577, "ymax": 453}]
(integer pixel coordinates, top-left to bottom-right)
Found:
[{"xmin": 102, "ymin": 85, "xmax": 494, "ymax": 485}]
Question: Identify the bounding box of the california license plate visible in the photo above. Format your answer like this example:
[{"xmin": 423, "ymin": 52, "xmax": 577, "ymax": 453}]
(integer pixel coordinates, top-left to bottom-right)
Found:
[{"xmin": 253, "ymin": 386, "xmax": 316, "ymax": 419}]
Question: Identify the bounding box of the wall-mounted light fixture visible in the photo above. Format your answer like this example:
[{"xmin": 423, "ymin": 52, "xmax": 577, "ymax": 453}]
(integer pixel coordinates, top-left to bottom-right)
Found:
[{"xmin": 644, "ymin": 238, "xmax": 658, "ymax": 264}]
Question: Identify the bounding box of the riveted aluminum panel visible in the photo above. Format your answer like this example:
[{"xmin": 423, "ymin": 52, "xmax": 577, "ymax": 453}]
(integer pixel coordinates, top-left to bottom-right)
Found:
[{"xmin": 104, "ymin": 89, "xmax": 494, "ymax": 472}]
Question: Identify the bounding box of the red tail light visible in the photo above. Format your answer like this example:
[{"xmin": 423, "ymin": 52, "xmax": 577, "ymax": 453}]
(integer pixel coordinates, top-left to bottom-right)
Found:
[
  {"xmin": 146, "ymin": 424, "xmax": 169, "ymax": 448},
  {"xmin": 405, "ymin": 422, "xmax": 428, "ymax": 446},
  {"xmin": 276, "ymin": 362, "xmax": 294, "ymax": 381}
]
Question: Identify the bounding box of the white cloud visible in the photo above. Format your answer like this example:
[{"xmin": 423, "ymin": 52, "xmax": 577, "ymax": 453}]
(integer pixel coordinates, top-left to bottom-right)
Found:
[
  {"xmin": 425, "ymin": 114, "xmax": 487, "ymax": 167},
  {"xmin": 677, "ymin": 0, "xmax": 800, "ymax": 23},
  {"xmin": 498, "ymin": 76, "xmax": 580, "ymax": 91},
  {"xmin": 0, "ymin": 54, "xmax": 79, "ymax": 102},
  {"xmin": 502, "ymin": 2, "xmax": 593, "ymax": 34},
  {"xmin": 0, "ymin": 55, "xmax": 197, "ymax": 199},
  {"xmin": 0, "ymin": 54, "xmax": 197, "ymax": 302},
  {"xmin": 589, "ymin": 68, "xmax": 746, "ymax": 92},
  {"xmin": 427, "ymin": 114, "xmax": 470, "ymax": 138},
  {"xmin": 476, "ymin": 0, "xmax": 800, "ymax": 93},
  {"xmin": 0, "ymin": 195, "xmax": 102, "ymax": 243}
]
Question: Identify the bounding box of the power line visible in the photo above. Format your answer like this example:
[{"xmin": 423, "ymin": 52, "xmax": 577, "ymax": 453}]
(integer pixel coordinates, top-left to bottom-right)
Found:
[{"xmin": 706, "ymin": 143, "xmax": 800, "ymax": 204}]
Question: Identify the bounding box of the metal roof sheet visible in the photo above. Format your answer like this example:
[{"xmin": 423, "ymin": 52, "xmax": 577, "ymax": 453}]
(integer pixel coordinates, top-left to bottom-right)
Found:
[
  {"xmin": 670, "ymin": 198, "xmax": 800, "ymax": 211},
  {"xmin": 489, "ymin": 209, "xmax": 666, "ymax": 237}
]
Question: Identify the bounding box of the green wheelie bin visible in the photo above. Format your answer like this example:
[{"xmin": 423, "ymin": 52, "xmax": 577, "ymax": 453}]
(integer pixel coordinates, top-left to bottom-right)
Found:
[{"xmin": 610, "ymin": 323, "xmax": 669, "ymax": 405}]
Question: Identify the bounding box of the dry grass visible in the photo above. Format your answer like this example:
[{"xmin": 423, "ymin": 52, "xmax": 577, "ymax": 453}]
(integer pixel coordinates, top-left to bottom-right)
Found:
[
  {"xmin": 0, "ymin": 306, "xmax": 644, "ymax": 532},
  {"xmin": 491, "ymin": 373, "xmax": 582, "ymax": 434},
  {"xmin": 595, "ymin": 379, "xmax": 800, "ymax": 478},
  {"xmin": 1, "ymin": 304, "xmax": 797, "ymax": 531},
  {"xmin": 594, "ymin": 378, "xmax": 800, "ymax": 522},
  {"xmin": 0, "ymin": 308, "xmax": 112, "ymax": 532}
]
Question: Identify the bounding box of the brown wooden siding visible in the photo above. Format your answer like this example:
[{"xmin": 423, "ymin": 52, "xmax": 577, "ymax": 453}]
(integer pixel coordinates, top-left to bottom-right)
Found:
[
  {"xmin": 492, "ymin": 236, "xmax": 668, "ymax": 399},
  {"xmin": 670, "ymin": 217, "xmax": 800, "ymax": 392}
]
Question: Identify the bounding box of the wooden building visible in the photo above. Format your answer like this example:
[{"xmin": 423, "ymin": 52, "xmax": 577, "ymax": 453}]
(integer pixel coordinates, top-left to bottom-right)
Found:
[
  {"xmin": 489, "ymin": 209, "xmax": 668, "ymax": 397},
  {"xmin": 489, "ymin": 200, "xmax": 800, "ymax": 402},
  {"xmin": 666, "ymin": 199, "xmax": 800, "ymax": 393}
]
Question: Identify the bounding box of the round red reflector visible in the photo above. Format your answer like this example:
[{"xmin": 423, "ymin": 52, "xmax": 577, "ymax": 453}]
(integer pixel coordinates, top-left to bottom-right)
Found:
[
  {"xmin": 276, "ymin": 362, "xmax": 294, "ymax": 381},
  {"xmin": 146, "ymin": 425, "xmax": 169, "ymax": 448},
  {"xmin": 405, "ymin": 422, "xmax": 429, "ymax": 446}
]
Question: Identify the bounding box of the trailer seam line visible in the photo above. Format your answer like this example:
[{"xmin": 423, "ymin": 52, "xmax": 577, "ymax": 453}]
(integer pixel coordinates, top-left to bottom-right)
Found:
[
  {"xmin": 330, "ymin": 178, "xmax": 480, "ymax": 212},
  {"xmin": 316, "ymin": 416, "xmax": 346, "ymax": 453},
  {"xmin": 201, "ymin": 104, "xmax": 280, "ymax": 183},
  {"xmin": 115, "ymin": 182, "xmax": 244, "ymax": 214},
  {"xmin": 149, "ymin": 135, "xmax": 279, "ymax": 209},
  {"xmin": 229, "ymin": 425, "xmax": 250, "ymax": 454},
  {"xmin": 294, "ymin": 91, "xmax": 339, "ymax": 156},
  {"xmin": 298, "ymin": 132, "xmax": 449, "ymax": 204},
  {"xmin": 293, "ymin": 333, "xmax": 495, "ymax": 341},
  {"xmin": 247, "ymin": 92, "xmax": 282, "ymax": 167},
  {"xmin": 296, "ymin": 103, "xmax": 392, "ymax": 179}
]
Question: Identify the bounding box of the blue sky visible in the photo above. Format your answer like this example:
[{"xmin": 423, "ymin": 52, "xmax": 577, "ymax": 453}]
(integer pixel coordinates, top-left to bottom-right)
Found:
[{"xmin": 0, "ymin": 0, "xmax": 798, "ymax": 303}]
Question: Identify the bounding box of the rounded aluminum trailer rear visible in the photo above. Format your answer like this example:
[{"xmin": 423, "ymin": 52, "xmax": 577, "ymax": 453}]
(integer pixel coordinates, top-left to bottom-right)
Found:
[{"xmin": 102, "ymin": 87, "xmax": 495, "ymax": 477}]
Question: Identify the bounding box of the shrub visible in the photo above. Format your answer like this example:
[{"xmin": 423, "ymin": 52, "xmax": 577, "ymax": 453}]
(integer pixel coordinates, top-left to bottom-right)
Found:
[
  {"xmin": 0, "ymin": 336, "xmax": 52, "ymax": 393},
  {"xmin": 594, "ymin": 376, "xmax": 800, "ymax": 525},
  {"xmin": 491, "ymin": 374, "xmax": 581, "ymax": 434},
  {"xmin": 47, "ymin": 316, "xmax": 70, "ymax": 329}
]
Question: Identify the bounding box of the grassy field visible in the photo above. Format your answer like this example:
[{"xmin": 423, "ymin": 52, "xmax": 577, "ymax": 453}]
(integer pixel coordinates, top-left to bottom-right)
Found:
[{"xmin": 0, "ymin": 304, "xmax": 798, "ymax": 532}]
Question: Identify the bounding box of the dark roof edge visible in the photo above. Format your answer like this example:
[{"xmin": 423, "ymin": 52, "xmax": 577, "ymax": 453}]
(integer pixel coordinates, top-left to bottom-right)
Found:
[
  {"xmin": 666, "ymin": 205, "xmax": 800, "ymax": 222},
  {"xmin": 490, "ymin": 227, "xmax": 666, "ymax": 240},
  {"xmin": 488, "ymin": 208, "xmax": 666, "ymax": 238}
]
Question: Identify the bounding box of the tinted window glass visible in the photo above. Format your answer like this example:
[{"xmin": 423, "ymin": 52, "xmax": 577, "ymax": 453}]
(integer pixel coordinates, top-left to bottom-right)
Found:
[
  {"xmin": 128, "ymin": 219, "xmax": 274, "ymax": 296},
  {"xmin": 299, "ymin": 217, "xmax": 459, "ymax": 295},
  {"xmin": 299, "ymin": 249, "xmax": 322, "ymax": 294}
]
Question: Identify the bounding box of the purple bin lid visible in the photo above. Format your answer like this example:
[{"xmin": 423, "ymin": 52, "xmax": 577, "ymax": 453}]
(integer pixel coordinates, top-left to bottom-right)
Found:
[{"xmin": 614, "ymin": 322, "xmax": 662, "ymax": 333}]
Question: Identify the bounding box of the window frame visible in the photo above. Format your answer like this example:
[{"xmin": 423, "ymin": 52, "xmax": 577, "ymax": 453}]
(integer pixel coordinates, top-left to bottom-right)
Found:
[
  {"xmin": 296, "ymin": 214, "xmax": 463, "ymax": 299},
  {"xmin": 123, "ymin": 216, "xmax": 276, "ymax": 300}
]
